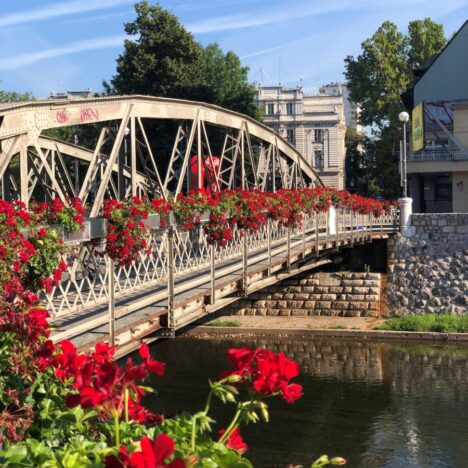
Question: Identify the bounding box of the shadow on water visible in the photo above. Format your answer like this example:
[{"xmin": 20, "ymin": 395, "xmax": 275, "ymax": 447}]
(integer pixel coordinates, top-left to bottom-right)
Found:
[{"xmin": 137, "ymin": 337, "xmax": 468, "ymax": 468}]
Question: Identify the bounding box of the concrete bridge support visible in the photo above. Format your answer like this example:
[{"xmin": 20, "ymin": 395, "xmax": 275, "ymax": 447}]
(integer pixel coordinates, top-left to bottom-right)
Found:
[{"xmin": 217, "ymin": 270, "xmax": 386, "ymax": 318}]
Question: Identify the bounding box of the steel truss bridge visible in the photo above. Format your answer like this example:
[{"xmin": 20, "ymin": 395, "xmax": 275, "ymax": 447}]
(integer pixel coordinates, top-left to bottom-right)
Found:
[{"xmin": 0, "ymin": 96, "xmax": 399, "ymax": 355}]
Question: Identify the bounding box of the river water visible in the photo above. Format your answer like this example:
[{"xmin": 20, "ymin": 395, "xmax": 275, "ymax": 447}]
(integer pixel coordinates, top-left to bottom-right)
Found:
[{"xmin": 141, "ymin": 337, "xmax": 468, "ymax": 468}]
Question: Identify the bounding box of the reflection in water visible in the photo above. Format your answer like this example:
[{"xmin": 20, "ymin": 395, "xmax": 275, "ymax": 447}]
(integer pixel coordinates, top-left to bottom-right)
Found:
[{"xmin": 140, "ymin": 338, "xmax": 468, "ymax": 468}]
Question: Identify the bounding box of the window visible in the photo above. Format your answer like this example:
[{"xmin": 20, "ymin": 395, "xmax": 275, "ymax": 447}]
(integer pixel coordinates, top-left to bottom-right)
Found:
[
  {"xmin": 435, "ymin": 183, "xmax": 452, "ymax": 201},
  {"xmin": 314, "ymin": 150, "xmax": 324, "ymax": 168},
  {"xmin": 314, "ymin": 129, "xmax": 323, "ymax": 142},
  {"xmin": 286, "ymin": 129, "xmax": 295, "ymax": 144},
  {"xmin": 286, "ymin": 103, "xmax": 294, "ymax": 115},
  {"xmin": 266, "ymin": 103, "xmax": 275, "ymax": 115},
  {"xmin": 425, "ymin": 139, "xmax": 449, "ymax": 149}
]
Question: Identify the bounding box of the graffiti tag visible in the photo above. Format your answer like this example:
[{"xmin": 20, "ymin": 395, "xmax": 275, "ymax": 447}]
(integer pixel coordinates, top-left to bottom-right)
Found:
[
  {"xmin": 56, "ymin": 109, "xmax": 69, "ymax": 123},
  {"xmin": 79, "ymin": 107, "xmax": 99, "ymax": 123}
]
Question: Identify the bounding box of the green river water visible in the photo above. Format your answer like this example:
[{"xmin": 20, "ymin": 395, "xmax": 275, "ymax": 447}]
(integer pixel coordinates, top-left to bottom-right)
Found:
[{"xmin": 139, "ymin": 336, "xmax": 468, "ymax": 468}]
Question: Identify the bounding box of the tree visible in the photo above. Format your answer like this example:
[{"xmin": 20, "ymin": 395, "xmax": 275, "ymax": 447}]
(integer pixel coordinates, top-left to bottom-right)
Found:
[
  {"xmin": 108, "ymin": 1, "xmax": 202, "ymax": 99},
  {"xmin": 344, "ymin": 21, "xmax": 410, "ymax": 131},
  {"xmin": 196, "ymin": 44, "xmax": 261, "ymax": 119},
  {"xmin": 345, "ymin": 127, "xmax": 368, "ymax": 193},
  {"xmin": 408, "ymin": 18, "xmax": 446, "ymax": 69},
  {"xmin": 0, "ymin": 90, "xmax": 33, "ymax": 103},
  {"xmin": 107, "ymin": 1, "xmax": 260, "ymax": 120},
  {"xmin": 345, "ymin": 127, "xmax": 400, "ymax": 199},
  {"xmin": 344, "ymin": 19, "xmax": 447, "ymax": 198}
]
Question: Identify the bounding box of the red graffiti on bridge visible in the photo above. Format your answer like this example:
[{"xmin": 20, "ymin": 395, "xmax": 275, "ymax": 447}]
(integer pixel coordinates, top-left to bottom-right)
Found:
[
  {"xmin": 79, "ymin": 107, "xmax": 99, "ymax": 123},
  {"xmin": 56, "ymin": 109, "xmax": 69, "ymax": 123}
]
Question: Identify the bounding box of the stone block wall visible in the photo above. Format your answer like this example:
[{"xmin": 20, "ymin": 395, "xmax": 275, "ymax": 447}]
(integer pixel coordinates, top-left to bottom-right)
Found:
[
  {"xmin": 222, "ymin": 272, "xmax": 384, "ymax": 317},
  {"xmin": 386, "ymin": 213, "xmax": 468, "ymax": 315}
]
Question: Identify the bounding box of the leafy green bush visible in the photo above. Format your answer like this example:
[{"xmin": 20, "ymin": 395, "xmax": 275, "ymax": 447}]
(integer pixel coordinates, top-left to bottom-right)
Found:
[
  {"xmin": 206, "ymin": 320, "xmax": 242, "ymax": 327},
  {"xmin": 375, "ymin": 315, "xmax": 468, "ymax": 333}
]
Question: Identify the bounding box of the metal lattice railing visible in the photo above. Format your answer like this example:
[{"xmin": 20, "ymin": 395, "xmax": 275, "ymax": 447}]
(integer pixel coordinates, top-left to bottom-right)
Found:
[{"xmin": 45, "ymin": 208, "xmax": 400, "ymax": 327}]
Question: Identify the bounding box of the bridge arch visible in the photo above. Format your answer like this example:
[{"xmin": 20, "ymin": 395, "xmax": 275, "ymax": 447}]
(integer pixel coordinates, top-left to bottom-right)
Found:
[{"xmin": 0, "ymin": 96, "xmax": 322, "ymax": 216}]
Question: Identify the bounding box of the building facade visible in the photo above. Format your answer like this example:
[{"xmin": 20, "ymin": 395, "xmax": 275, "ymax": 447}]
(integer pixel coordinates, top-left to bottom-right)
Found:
[
  {"xmin": 403, "ymin": 21, "xmax": 468, "ymax": 213},
  {"xmin": 319, "ymin": 82, "xmax": 363, "ymax": 133},
  {"xmin": 255, "ymin": 85, "xmax": 346, "ymax": 189}
]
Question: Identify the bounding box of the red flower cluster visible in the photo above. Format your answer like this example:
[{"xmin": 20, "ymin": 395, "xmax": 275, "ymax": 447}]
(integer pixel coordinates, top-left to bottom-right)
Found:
[
  {"xmin": 171, "ymin": 192, "xmax": 207, "ymax": 231},
  {"xmin": 0, "ymin": 200, "xmax": 69, "ymax": 299},
  {"xmin": 100, "ymin": 188, "xmax": 395, "ymax": 259},
  {"xmin": 218, "ymin": 427, "xmax": 247, "ymax": 453},
  {"xmin": 151, "ymin": 199, "xmax": 171, "ymax": 228},
  {"xmin": 224, "ymin": 348, "xmax": 303, "ymax": 404},
  {"xmin": 224, "ymin": 190, "xmax": 268, "ymax": 233},
  {"xmin": 105, "ymin": 434, "xmax": 185, "ymax": 468},
  {"xmin": 103, "ymin": 197, "xmax": 150, "ymax": 266},
  {"xmin": 50, "ymin": 341, "xmax": 164, "ymax": 423},
  {"xmin": 40, "ymin": 260, "xmax": 68, "ymax": 293},
  {"xmin": 31, "ymin": 197, "xmax": 85, "ymax": 232},
  {"xmin": 203, "ymin": 211, "xmax": 233, "ymax": 247}
]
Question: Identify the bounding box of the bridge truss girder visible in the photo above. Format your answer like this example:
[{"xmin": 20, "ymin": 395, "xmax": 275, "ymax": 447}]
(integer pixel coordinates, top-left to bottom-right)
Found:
[{"xmin": 0, "ymin": 96, "xmax": 322, "ymax": 213}]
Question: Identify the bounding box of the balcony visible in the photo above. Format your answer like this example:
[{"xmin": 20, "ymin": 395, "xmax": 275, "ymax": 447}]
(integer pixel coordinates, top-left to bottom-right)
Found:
[{"xmin": 408, "ymin": 149, "xmax": 468, "ymax": 161}]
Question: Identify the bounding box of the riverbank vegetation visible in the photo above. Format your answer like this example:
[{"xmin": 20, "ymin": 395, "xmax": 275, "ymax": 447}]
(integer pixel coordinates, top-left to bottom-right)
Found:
[
  {"xmin": 376, "ymin": 315, "xmax": 468, "ymax": 333},
  {"xmin": 206, "ymin": 320, "xmax": 242, "ymax": 327}
]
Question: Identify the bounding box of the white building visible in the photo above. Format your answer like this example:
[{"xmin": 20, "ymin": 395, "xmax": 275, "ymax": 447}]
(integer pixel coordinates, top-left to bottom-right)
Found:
[
  {"xmin": 320, "ymin": 82, "xmax": 363, "ymax": 133},
  {"xmin": 49, "ymin": 89, "xmax": 94, "ymax": 100},
  {"xmin": 256, "ymin": 85, "xmax": 346, "ymax": 189}
]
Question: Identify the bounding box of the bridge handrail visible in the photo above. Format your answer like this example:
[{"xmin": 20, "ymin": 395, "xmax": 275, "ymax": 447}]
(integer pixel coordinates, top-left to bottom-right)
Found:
[{"xmin": 45, "ymin": 207, "xmax": 399, "ymax": 336}]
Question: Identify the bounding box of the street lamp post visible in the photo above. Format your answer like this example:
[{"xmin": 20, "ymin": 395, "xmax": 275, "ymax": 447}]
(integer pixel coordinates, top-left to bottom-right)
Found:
[
  {"xmin": 398, "ymin": 111, "xmax": 413, "ymax": 237},
  {"xmin": 398, "ymin": 111, "xmax": 409, "ymax": 198}
]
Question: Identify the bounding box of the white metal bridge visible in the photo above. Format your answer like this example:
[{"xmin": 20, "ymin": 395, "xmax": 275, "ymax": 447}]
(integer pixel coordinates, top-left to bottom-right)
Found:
[{"xmin": 0, "ymin": 96, "xmax": 399, "ymax": 354}]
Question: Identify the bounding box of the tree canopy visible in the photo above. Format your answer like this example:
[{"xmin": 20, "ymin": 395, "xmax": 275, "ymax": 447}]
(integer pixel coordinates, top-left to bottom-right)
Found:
[
  {"xmin": 107, "ymin": 1, "xmax": 260, "ymax": 119},
  {"xmin": 0, "ymin": 90, "xmax": 33, "ymax": 103},
  {"xmin": 344, "ymin": 18, "xmax": 447, "ymax": 198},
  {"xmin": 408, "ymin": 18, "xmax": 446, "ymax": 69}
]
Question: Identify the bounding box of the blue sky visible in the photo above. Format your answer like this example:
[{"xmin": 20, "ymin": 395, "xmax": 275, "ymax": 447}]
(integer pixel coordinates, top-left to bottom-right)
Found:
[{"xmin": 0, "ymin": 0, "xmax": 467, "ymax": 97}]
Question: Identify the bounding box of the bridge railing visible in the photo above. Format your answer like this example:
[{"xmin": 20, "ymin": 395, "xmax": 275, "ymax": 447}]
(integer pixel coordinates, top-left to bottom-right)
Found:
[{"xmin": 45, "ymin": 207, "xmax": 399, "ymax": 331}]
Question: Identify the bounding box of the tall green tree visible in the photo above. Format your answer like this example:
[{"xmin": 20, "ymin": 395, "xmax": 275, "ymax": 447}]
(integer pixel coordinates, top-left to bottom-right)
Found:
[
  {"xmin": 107, "ymin": 1, "xmax": 260, "ymax": 119},
  {"xmin": 196, "ymin": 44, "xmax": 260, "ymax": 119},
  {"xmin": 107, "ymin": 1, "xmax": 202, "ymax": 99},
  {"xmin": 345, "ymin": 21, "xmax": 410, "ymax": 131},
  {"xmin": 408, "ymin": 18, "xmax": 446, "ymax": 69},
  {"xmin": 344, "ymin": 18, "xmax": 447, "ymax": 198}
]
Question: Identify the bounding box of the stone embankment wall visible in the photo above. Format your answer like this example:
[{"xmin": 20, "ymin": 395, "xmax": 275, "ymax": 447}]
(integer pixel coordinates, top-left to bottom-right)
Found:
[
  {"xmin": 386, "ymin": 213, "xmax": 468, "ymax": 315},
  {"xmin": 222, "ymin": 272, "xmax": 384, "ymax": 317}
]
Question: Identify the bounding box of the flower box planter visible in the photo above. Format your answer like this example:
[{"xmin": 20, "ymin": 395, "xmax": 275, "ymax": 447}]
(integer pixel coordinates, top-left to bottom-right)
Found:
[
  {"xmin": 142, "ymin": 213, "xmax": 175, "ymax": 230},
  {"xmin": 88, "ymin": 217, "xmax": 107, "ymax": 239},
  {"xmin": 63, "ymin": 220, "xmax": 91, "ymax": 244},
  {"xmin": 200, "ymin": 212, "xmax": 210, "ymax": 223},
  {"xmin": 21, "ymin": 220, "xmax": 100, "ymax": 242},
  {"xmin": 20, "ymin": 225, "xmax": 64, "ymax": 240}
]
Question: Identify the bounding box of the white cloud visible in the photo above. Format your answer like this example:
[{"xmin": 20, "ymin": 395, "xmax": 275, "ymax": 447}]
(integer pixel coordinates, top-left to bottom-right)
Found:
[
  {"xmin": 186, "ymin": 1, "xmax": 358, "ymax": 34},
  {"xmin": 0, "ymin": 36, "xmax": 126, "ymax": 70},
  {"xmin": 60, "ymin": 11, "xmax": 131, "ymax": 25},
  {"xmin": 241, "ymin": 34, "xmax": 317, "ymax": 60},
  {"xmin": 0, "ymin": 0, "xmax": 135, "ymax": 28},
  {"xmin": 187, "ymin": 0, "xmax": 468, "ymax": 35}
]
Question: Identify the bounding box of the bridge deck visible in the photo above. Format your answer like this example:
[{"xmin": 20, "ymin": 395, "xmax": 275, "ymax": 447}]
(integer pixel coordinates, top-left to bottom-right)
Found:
[{"xmin": 49, "ymin": 216, "xmax": 393, "ymax": 355}]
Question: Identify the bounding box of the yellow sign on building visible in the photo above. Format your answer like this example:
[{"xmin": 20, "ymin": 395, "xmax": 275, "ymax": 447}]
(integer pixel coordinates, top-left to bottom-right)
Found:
[{"xmin": 412, "ymin": 102, "xmax": 424, "ymax": 152}]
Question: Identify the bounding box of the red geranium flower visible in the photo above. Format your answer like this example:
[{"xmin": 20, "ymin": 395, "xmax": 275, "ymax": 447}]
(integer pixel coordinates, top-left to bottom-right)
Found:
[
  {"xmin": 129, "ymin": 434, "xmax": 185, "ymax": 468},
  {"xmin": 218, "ymin": 427, "xmax": 247, "ymax": 453}
]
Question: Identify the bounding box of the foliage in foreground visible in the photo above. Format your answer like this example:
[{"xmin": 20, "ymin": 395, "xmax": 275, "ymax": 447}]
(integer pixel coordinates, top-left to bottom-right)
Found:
[
  {"xmin": 0, "ymin": 198, "xmax": 346, "ymax": 466},
  {"xmin": 376, "ymin": 315, "xmax": 468, "ymax": 333}
]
